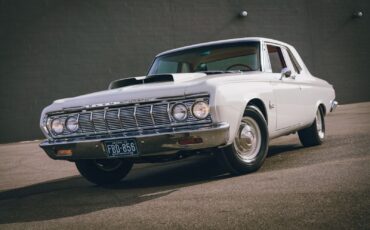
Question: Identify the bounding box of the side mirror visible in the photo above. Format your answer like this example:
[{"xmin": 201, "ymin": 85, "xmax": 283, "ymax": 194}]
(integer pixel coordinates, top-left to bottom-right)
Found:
[{"xmin": 280, "ymin": 67, "xmax": 292, "ymax": 80}]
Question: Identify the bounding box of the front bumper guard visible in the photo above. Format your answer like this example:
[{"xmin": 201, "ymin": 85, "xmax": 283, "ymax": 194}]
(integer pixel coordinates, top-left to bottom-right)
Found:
[
  {"xmin": 330, "ymin": 100, "xmax": 338, "ymax": 112},
  {"xmin": 40, "ymin": 122, "xmax": 230, "ymax": 160}
]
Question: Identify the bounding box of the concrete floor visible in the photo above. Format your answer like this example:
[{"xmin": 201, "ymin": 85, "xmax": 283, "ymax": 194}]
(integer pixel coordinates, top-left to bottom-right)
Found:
[{"xmin": 0, "ymin": 102, "xmax": 369, "ymax": 229}]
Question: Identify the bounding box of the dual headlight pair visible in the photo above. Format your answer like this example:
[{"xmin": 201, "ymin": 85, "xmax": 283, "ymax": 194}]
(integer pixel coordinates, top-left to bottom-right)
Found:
[
  {"xmin": 50, "ymin": 116, "xmax": 78, "ymax": 134},
  {"xmin": 171, "ymin": 101, "xmax": 210, "ymax": 122}
]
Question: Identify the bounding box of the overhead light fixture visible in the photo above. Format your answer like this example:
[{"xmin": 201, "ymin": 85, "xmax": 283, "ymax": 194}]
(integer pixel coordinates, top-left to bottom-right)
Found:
[
  {"xmin": 240, "ymin": 10, "xmax": 248, "ymax": 17},
  {"xmin": 352, "ymin": 11, "xmax": 363, "ymax": 18}
]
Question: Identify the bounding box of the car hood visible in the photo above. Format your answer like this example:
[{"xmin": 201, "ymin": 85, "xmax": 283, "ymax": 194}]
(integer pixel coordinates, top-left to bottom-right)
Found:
[{"xmin": 43, "ymin": 72, "xmax": 263, "ymax": 113}]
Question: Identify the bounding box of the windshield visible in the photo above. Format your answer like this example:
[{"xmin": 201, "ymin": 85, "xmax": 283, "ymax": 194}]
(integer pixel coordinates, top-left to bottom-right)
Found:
[{"xmin": 148, "ymin": 41, "xmax": 260, "ymax": 75}]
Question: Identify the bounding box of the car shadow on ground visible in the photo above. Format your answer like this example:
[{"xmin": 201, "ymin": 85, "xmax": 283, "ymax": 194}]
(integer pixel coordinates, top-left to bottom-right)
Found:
[
  {"xmin": 0, "ymin": 143, "xmax": 301, "ymax": 224},
  {"xmin": 267, "ymin": 143, "xmax": 303, "ymax": 158}
]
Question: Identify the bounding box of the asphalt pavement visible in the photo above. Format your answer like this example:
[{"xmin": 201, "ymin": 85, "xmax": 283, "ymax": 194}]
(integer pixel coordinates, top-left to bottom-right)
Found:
[{"xmin": 0, "ymin": 102, "xmax": 369, "ymax": 229}]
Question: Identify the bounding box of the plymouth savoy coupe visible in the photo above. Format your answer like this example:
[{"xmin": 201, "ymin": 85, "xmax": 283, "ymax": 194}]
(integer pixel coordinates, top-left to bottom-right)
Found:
[{"xmin": 40, "ymin": 37, "xmax": 337, "ymax": 185}]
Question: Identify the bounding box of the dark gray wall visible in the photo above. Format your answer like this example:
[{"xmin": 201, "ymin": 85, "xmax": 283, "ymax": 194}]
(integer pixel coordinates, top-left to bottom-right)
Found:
[{"xmin": 0, "ymin": 0, "xmax": 369, "ymax": 143}]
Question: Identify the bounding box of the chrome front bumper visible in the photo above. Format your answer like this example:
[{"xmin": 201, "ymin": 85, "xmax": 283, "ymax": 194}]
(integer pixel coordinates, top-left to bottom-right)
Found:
[
  {"xmin": 40, "ymin": 122, "xmax": 229, "ymax": 160},
  {"xmin": 330, "ymin": 100, "xmax": 338, "ymax": 112}
]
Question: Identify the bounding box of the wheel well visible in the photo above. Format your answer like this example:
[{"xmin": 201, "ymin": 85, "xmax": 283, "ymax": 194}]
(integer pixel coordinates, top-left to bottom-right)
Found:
[{"xmin": 247, "ymin": 99, "xmax": 268, "ymax": 123}]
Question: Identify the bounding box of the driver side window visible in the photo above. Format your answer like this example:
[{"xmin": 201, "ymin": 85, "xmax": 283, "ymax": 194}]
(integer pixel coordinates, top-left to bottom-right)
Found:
[{"xmin": 267, "ymin": 45, "xmax": 286, "ymax": 73}]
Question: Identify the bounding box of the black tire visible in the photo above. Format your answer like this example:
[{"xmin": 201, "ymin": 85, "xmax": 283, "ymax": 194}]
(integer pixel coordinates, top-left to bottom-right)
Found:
[
  {"xmin": 75, "ymin": 159, "xmax": 133, "ymax": 185},
  {"xmin": 298, "ymin": 106, "xmax": 325, "ymax": 147},
  {"xmin": 217, "ymin": 106, "xmax": 269, "ymax": 175}
]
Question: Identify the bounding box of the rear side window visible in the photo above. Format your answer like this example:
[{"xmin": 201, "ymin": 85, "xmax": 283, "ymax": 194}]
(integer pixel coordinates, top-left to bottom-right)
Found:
[{"xmin": 267, "ymin": 45, "xmax": 286, "ymax": 73}]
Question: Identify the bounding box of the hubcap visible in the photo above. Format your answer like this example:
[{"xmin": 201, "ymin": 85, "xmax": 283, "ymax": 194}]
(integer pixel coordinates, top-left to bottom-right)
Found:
[
  {"xmin": 316, "ymin": 110, "xmax": 325, "ymax": 139},
  {"xmin": 234, "ymin": 117, "xmax": 261, "ymax": 162},
  {"xmin": 94, "ymin": 159, "xmax": 122, "ymax": 172}
]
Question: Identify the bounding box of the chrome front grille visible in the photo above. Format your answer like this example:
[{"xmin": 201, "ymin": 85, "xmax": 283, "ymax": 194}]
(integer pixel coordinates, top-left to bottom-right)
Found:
[
  {"xmin": 79, "ymin": 113, "xmax": 94, "ymax": 133},
  {"xmin": 47, "ymin": 97, "xmax": 212, "ymax": 139},
  {"xmin": 136, "ymin": 106, "xmax": 153, "ymax": 127},
  {"xmin": 92, "ymin": 110, "xmax": 107, "ymax": 132},
  {"xmin": 120, "ymin": 107, "xmax": 137, "ymax": 129},
  {"xmin": 152, "ymin": 104, "xmax": 170, "ymax": 125},
  {"xmin": 106, "ymin": 109, "xmax": 122, "ymax": 130}
]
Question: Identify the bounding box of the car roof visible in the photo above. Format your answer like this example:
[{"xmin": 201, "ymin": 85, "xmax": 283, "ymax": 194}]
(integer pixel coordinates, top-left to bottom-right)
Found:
[{"xmin": 156, "ymin": 37, "xmax": 292, "ymax": 57}]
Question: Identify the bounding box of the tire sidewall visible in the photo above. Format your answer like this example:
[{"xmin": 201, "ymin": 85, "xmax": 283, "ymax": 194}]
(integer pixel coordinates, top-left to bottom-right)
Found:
[
  {"xmin": 309, "ymin": 106, "xmax": 325, "ymax": 144},
  {"xmin": 76, "ymin": 159, "xmax": 133, "ymax": 185},
  {"xmin": 221, "ymin": 106, "xmax": 269, "ymax": 174},
  {"xmin": 298, "ymin": 106, "xmax": 326, "ymax": 147},
  {"xmin": 317, "ymin": 107, "xmax": 325, "ymax": 142}
]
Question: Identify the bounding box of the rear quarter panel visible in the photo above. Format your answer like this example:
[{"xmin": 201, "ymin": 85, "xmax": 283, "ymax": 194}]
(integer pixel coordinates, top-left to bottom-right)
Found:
[{"xmin": 300, "ymin": 76, "xmax": 336, "ymax": 125}]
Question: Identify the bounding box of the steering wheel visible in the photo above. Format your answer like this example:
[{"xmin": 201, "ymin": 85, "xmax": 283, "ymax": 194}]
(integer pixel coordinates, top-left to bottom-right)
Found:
[{"xmin": 226, "ymin": 63, "xmax": 253, "ymax": 71}]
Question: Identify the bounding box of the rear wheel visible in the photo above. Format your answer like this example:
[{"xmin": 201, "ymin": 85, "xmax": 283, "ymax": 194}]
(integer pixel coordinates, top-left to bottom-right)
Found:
[
  {"xmin": 75, "ymin": 159, "xmax": 133, "ymax": 185},
  {"xmin": 298, "ymin": 107, "xmax": 325, "ymax": 147},
  {"xmin": 218, "ymin": 106, "xmax": 269, "ymax": 175}
]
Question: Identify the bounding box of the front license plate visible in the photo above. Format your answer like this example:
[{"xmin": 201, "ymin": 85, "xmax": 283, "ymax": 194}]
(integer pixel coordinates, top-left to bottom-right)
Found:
[{"xmin": 104, "ymin": 139, "xmax": 139, "ymax": 157}]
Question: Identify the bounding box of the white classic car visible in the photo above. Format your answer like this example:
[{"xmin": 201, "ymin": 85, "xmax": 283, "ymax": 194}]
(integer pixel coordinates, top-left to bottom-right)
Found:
[{"xmin": 40, "ymin": 37, "xmax": 337, "ymax": 185}]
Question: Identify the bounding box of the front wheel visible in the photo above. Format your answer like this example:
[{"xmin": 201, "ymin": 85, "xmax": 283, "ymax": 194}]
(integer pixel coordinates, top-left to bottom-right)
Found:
[
  {"xmin": 217, "ymin": 106, "xmax": 269, "ymax": 175},
  {"xmin": 298, "ymin": 107, "xmax": 325, "ymax": 147},
  {"xmin": 75, "ymin": 159, "xmax": 133, "ymax": 185}
]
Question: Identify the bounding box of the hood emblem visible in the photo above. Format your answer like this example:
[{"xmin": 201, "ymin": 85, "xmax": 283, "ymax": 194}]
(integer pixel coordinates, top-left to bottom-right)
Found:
[{"xmin": 85, "ymin": 98, "xmax": 154, "ymax": 109}]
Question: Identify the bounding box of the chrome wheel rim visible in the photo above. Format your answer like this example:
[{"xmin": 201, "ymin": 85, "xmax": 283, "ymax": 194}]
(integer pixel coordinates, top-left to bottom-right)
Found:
[
  {"xmin": 94, "ymin": 159, "xmax": 122, "ymax": 172},
  {"xmin": 316, "ymin": 110, "xmax": 325, "ymax": 139},
  {"xmin": 234, "ymin": 117, "xmax": 261, "ymax": 162}
]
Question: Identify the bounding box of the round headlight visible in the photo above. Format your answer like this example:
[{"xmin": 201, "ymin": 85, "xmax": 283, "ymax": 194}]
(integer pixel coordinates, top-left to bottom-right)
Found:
[
  {"xmin": 51, "ymin": 118, "xmax": 64, "ymax": 134},
  {"xmin": 66, "ymin": 116, "xmax": 79, "ymax": 132},
  {"xmin": 192, "ymin": 101, "xmax": 210, "ymax": 119},
  {"xmin": 171, "ymin": 103, "xmax": 188, "ymax": 121}
]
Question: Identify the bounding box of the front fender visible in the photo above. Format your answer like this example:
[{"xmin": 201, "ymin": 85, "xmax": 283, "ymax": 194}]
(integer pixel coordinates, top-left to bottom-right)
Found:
[{"xmin": 212, "ymin": 82, "xmax": 274, "ymax": 145}]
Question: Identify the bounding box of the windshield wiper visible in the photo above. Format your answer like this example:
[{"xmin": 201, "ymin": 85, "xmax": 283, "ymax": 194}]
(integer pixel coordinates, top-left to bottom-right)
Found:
[
  {"xmin": 195, "ymin": 70, "xmax": 237, "ymax": 75},
  {"xmin": 196, "ymin": 70, "xmax": 257, "ymax": 75}
]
